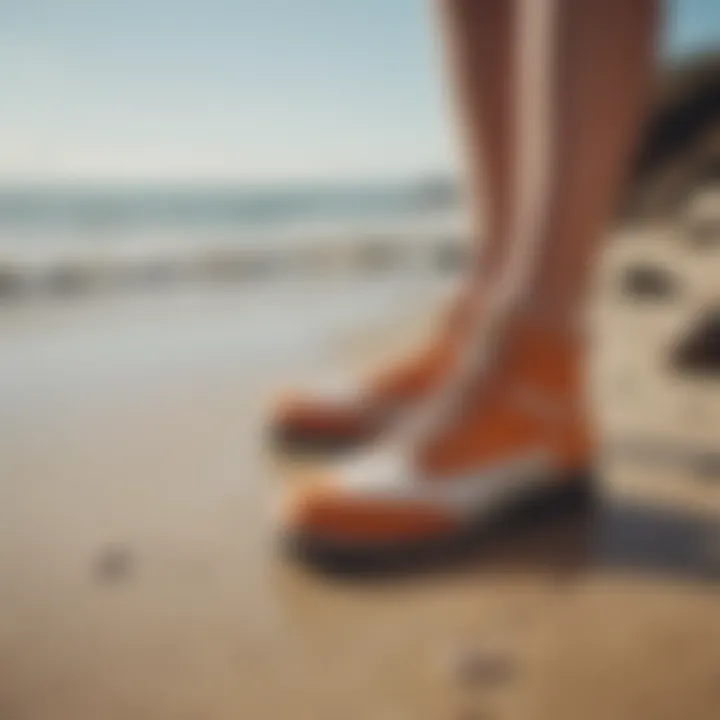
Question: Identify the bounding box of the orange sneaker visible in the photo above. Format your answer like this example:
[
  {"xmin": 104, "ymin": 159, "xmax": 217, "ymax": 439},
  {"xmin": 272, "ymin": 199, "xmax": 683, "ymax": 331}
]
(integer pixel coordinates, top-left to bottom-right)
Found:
[
  {"xmin": 269, "ymin": 292, "xmax": 476, "ymax": 453},
  {"xmin": 277, "ymin": 319, "xmax": 595, "ymax": 565}
]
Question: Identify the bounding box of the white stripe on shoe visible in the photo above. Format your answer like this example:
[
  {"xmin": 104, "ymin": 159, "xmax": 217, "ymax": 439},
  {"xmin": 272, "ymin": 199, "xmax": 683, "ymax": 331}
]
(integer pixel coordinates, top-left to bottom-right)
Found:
[{"xmin": 333, "ymin": 445, "xmax": 557, "ymax": 517}]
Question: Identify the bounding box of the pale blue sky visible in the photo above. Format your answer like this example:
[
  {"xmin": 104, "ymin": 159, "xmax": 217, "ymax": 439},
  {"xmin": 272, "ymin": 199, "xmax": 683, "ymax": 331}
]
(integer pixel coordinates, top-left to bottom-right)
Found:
[{"xmin": 1, "ymin": 0, "xmax": 718, "ymax": 184}]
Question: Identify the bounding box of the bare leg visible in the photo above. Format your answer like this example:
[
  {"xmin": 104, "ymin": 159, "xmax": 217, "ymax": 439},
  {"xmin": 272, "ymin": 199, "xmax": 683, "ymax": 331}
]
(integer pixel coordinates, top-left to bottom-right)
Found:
[
  {"xmin": 523, "ymin": 0, "xmax": 660, "ymax": 326},
  {"xmin": 436, "ymin": 0, "xmax": 516, "ymax": 279},
  {"xmin": 406, "ymin": 0, "xmax": 660, "ymax": 445}
]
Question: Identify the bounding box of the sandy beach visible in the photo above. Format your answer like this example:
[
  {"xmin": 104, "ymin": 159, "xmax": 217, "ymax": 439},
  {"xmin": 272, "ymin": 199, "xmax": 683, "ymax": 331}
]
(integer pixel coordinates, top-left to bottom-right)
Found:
[
  {"xmin": 0, "ymin": 232, "xmax": 718, "ymax": 720},
  {"xmin": 2, "ymin": 0, "xmax": 720, "ymax": 715}
]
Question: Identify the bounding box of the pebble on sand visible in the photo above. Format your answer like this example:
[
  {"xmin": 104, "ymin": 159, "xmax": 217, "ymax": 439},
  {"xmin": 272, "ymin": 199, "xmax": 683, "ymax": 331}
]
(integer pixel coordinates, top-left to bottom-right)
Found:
[{"xmin": 92, "ymin": 544, "xmax": 135, "ymax": 583}]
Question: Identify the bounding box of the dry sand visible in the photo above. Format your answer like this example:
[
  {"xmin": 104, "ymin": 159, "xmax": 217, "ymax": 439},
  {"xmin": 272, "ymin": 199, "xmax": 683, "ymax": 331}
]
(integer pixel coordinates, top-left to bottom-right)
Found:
[{"xmin": 0, "ymin": 235, "xmax": 718, "ymax": 720}]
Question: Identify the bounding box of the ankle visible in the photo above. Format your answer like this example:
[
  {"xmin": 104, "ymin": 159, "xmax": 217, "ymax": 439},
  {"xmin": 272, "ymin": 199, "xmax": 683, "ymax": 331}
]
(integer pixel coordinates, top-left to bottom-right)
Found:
[{"xmin": 507, "ymin": 299, "xmax": 587, "ymax": 343}]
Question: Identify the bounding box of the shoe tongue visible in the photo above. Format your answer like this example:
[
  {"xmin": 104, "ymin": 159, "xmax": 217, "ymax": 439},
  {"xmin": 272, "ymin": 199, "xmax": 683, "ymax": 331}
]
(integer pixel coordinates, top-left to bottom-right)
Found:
[
  {"xmin": 398, "ymin": 314, "xmax": 583, "ymax": 452},
  {"xmin": 497, "ymin": 318, "xmax": 584, "ymax": 394}
]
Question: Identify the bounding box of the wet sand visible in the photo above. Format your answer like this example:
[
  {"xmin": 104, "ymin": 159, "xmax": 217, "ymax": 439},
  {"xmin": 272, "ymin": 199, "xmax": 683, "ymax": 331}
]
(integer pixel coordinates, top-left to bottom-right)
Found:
[{"xmin": 0, "ymin": 245, "xmax": 718, "ymax": 719}]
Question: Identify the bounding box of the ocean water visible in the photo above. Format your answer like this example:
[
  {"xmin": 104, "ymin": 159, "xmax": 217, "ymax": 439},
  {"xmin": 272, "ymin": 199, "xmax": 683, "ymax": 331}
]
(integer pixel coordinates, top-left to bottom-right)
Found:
[
  {"xmin": 0, "ymin": 183, "xmax": 462, "ymax": 247},
  {"xmin": 0, "ymin": 183, "xmax": 468, "ymax": 295}
]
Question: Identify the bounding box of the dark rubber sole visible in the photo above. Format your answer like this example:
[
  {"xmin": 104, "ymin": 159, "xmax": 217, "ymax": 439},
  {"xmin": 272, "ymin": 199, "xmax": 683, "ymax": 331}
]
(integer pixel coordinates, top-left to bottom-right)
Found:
[
  {"xmin": 281, "ymin": 470, "xmax": 596, "ymax": 576},
  {"xmin": 269, "ymin": 424, "xmax": 376, "ymax": 457}
]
